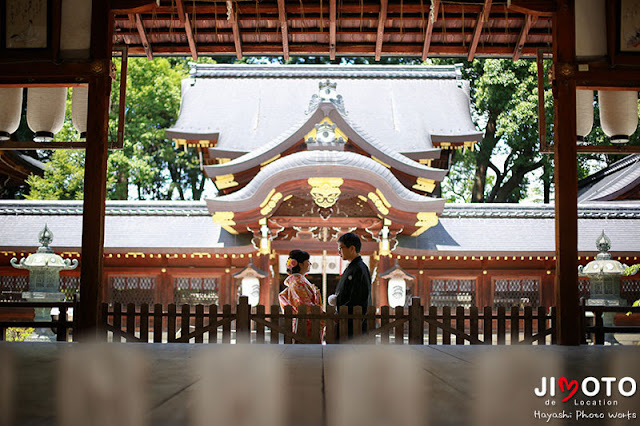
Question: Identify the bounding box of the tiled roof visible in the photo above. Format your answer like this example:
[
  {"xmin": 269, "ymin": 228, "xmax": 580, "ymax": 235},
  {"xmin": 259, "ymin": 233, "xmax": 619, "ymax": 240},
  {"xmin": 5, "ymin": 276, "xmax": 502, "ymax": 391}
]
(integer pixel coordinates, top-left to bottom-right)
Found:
[
  {"xmin": 2, "ymin": 200, "xmax": 639, "ymax": 254},
  {"xmin": 578, "ymin": 155, "xmax": 640, "ymax": 202},
  {"xmin": 165, "ymin": 64, "xmax": 482, "ymax": 155}
]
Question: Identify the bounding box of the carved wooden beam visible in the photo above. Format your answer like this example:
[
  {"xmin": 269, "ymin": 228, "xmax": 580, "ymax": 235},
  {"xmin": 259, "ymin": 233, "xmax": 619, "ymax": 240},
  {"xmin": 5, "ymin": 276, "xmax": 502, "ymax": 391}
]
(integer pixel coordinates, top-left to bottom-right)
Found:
[
  {"xmin": 176, "ymin": 0, "xmax": 186, "ymax": 24},
  {"xmin": 421, "ymin": 0, "xmax": 439, "ymax": 61},
  {"xmin": 468, "ymin": 0, "xmax": 492, "ymax": 61},
  {"xmin": 513, "ymin": 14, "xmax": 536, "ymax": 61},
  {"xmin": 508, "ymin": 0, "xmax": 556, "ymax": 17},
  {"xmin": 375, "ymin": 0, "xmax": 388, "ymax": 61},
  {"xmin": 134, "ymin": 13, "xmax": 153, "ymax": 60},
  {"xmin": 227, "ymin": 1, "xmax": 243, "ymax": 60},
  {"xmin": 277, "ymin": 0, "xmax": 290, "ymax": 61},
  {"xmin": 330, "ymin": 0, "xmax": 337, "ymax": 60},
  {"xmin": 112, "ymin": 0, "xmax": 156, "ymax": 14}
]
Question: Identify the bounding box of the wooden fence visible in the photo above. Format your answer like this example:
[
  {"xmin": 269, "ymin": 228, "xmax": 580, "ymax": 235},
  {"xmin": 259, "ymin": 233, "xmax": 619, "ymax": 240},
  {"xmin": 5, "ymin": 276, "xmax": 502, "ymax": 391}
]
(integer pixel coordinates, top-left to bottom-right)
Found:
[
  {"xmin": 581, "ymin": 305, "xmax": 640, "ymax": 345},
  {"xmin": 0, "ymin": 301, "xmax": 76, "ymax": 341},
  {"xmin": 99, "ymin": 297, "xmax": 557, "ymax": 345}
]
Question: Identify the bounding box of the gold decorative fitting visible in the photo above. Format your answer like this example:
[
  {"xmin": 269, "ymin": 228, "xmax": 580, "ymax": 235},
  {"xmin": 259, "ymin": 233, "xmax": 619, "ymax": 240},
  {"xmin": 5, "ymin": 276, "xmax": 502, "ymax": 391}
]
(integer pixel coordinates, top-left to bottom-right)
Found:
[
  {"xmin": 309, "ymin": 177, "xmax": 344, "ymax": 208},
  {"xmin": 260, "ymin": 191, "xmax": 283, "ymax": 215},
  {"xmin": 418, "ymin": 159, "xmax": 433, "ymax": 165},
  {"xmin": 411, "ymin": 212, "xmax": 439, "ymax": 236},
  {"xmin": 260, "ymin": 154, "xmax": 281, "ymax": 168},
  {"xmin": 412, "ymin": 177, "xmax": 436, "ymax": 193},
  {"xmin": 367, "ymin": 192, "xmax": 389, "ymax": 215},
  {"xmin": 259, "ymin": 189, "xmax": 276, "ymax": 208},
  {"xmin": 375, "ymin": 189, "xmax": 391, "ymax": 208},
  {"xmin": 371, "ymin": 156, "xmax": 391, "ymax": 168},
  {"xmin": 211, "ymin": 211, "xmax": 238, "ymax": 234},
  {"xmin": 304, "ymin": 117, "xmax": 347, "ymax": 144},
  {"xmin": 215, "ymin": 174, "xmax": 238, "ymax": 190}
]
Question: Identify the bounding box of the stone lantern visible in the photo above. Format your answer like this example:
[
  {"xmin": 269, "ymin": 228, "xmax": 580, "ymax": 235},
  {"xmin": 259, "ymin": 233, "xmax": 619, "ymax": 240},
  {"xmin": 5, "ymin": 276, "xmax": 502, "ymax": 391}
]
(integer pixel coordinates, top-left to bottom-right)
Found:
[
  {"xmin": 578, "ymin": 231, "xmax": 627, "ymax": 343},
  {"xmin": 380, "ymin": 262, "xmax": 415, "ymax": 308},
  {"xmin": 233, "ymin": 260, "xmax": 267, "ymax": 307},
  {"xmin": 10, "ymin": 225, "xmax": 78, "ymax": 340}
]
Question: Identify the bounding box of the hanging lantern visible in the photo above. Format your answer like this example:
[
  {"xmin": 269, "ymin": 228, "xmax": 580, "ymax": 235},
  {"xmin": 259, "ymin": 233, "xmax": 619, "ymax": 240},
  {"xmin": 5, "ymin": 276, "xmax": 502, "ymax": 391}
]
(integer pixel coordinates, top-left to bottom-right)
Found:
[
  {"xmin": 0, "ymin": 88, "xmax": 23, "ymax": 141},
  {"xmin": 575, "ymin": 0, "xmax": 607, "ymax": 59},
  {"xmin": 576, "ymin": 89, "xmax": 594, "ymax": 144},
  {"xmin": 72, "ymin": 86, "xmax": 88, "ymax": 139},
  {"xmin": 598, "ymin": 90, "xmax": 639, "ymax": 144},
  {"xmin": 26, "ymin": 87, "xmax": 67, "ymax": 142},
  {"xmin": 60, "ymin": 0, "xmax": 92, "ymax": 59}
]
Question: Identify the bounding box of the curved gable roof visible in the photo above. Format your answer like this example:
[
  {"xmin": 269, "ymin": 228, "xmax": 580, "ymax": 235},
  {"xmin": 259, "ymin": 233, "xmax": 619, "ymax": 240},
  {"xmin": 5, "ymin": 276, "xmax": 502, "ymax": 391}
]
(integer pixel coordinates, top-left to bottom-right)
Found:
[
  {"xmin": 202, "ymin": 100, "xmax": 448, "ymax": 182},
  {"xmin": 206, "ymin": 150, "xmax": 445, "ymax": 215},
  {"xmin": 165, "ymin": 64, "xmax": 482, "ymax": 155}
]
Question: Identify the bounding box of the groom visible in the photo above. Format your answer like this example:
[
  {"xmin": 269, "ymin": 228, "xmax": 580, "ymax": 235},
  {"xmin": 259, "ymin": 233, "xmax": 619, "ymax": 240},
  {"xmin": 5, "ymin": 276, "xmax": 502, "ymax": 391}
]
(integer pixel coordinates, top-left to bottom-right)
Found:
[{"xmin": 331, "ymin": 232, "xmax": 372, "ymax": 339}]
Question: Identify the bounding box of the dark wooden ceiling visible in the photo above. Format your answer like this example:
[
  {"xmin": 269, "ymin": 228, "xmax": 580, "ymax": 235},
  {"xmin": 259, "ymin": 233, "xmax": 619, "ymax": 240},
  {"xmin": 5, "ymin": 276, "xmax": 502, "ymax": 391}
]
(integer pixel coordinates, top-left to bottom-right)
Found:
[{"xmin": 112, "ymin": 0, "xmax": 554, "ymax": 61}]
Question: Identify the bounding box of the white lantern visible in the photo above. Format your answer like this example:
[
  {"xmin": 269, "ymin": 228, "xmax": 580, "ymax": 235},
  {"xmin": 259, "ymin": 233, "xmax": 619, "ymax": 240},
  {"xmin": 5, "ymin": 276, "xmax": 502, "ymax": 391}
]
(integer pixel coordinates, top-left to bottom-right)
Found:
[
  {"xmin": 0, "ymin": 88, "xmax": 23, "ymax": 141},
  {"xmin": 26, "ymin": 87, "xmax": 67, "ymax": 142},
  {"xmin": 575, "ymin": 0, "xmax": 607, "ymax": 59},
  {"xmin": 60, "ymin": 0, "xmax": 92, "ymax": 59},
  {"xmin": 241, "ymin": 276, "xmax": 260, "ymax": 307},
  {"xmin": 387, "ymin": 277, "xmax": 407, "ymax": 309},
  {"xmin": 72, "ymin": 86, "xmax": 88, "ymax": 138},
  {"xmin": 598, "ymin": 90, "xmax": 639, "ymax": 144},
  {"xmin": 576, "ymin": 89, "xmax": 594, "ymax": 143}
]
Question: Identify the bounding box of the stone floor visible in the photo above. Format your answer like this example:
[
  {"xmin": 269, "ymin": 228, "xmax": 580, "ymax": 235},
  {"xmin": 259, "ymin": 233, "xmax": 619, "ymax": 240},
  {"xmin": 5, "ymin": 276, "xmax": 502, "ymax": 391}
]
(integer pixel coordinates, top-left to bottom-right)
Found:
[{"xmin": 2, "ymin": 342, "xmax": 640, "ymax": 426}]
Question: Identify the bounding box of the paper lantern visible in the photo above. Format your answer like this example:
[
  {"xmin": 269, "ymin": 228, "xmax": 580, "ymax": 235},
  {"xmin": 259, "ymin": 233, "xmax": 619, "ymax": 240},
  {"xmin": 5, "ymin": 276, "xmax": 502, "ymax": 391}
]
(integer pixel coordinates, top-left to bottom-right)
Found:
[
  {"xmin": 72, "ymin": 86, "xmax": 88, "ymax": 139},
  {"xmin": 575, "ymin": 0, "xmax": 607, "ymax": 59},
  {"xmin": 0, "ymin": 88, "xmax": 22, "ymax": 141},
  {"xmin": 576, "ymin": 89, "xmax": 594, "ymax": 143},
  {"xmin": 598, "ymin": 90, "xmax": 639, "ymax": 144},
  {"xmin": 60, "ymin": 0, "xmax": 92, "ymax": 59},
  {"xmin": 387, "ymin": 277, "xmax": 407, "ymax": 309},
  {"xmin": 26, "ymin": 87, "xmax": 67, "ymax": 142}
]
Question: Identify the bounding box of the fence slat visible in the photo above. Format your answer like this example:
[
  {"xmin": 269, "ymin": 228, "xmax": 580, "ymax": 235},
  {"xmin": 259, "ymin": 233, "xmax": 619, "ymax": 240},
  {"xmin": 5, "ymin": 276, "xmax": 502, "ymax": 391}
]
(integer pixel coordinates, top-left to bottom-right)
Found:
[
  {"xmin": 237, "ymin": 296, "xmax": 250, "ymax": 344},
  {"xmin": 270, "ymin": 305, "xmax": 280, "ymax": 344},
  {"xmin": 380, "ymin": 306, "xmax": 390, "ymax": 344},
  {"xmin": 536, "ymin": 306, "xmax": 546, "ymax": 345},
  {"xmin": 195, "ymin": 305, "xmax": 204, "ymax": 343},
  {"xmin": 550, "ymin": 307, "xmax": 557, "ymax": 344},
  {"xmin": 510, "ymin": 306, "xmax": 520, "ymax": 345},
  {"xmin": 126, "ymin": 303, "xmax": 136, "ymax": 342},
  {"xmin": 338, "ymin": 306, "xmax": 349, "ymax": 343},
  {"xmin": 394, "ymin": 306, "xmax": 404, "ymax": 344},
  {"xmin": 284, "ymin": 306, "xmax": 294, "ymax": 344},
  {"xmin": 456, "ymin": 306, "xmax": 465, "ymax": 345},
  {"xmin": 311, "ymin": 305, "xmax": 322, "ymax": 344},
  {"xmin": 99, "ymin": 303, "xmax": 109, "ymax": 341},
  {"xmin": 140, "ymin": 304, "xmax": 149, "ymax": 343},
  {"xmin": 180, "ymin": 304, "xmax": 190, "ymax": 343},
  {"xmin": 366, "ymin": 306, "xmax": 376, "ymax": 344},
  {"xmin": 594, "ymin": 307, "xmax": 605, "ymax": 345},
  {"xmin": 325, "ymin": 309, "xmax": 336, "ymax": 344},
  {"xmin": 524, "ymin": 306, "xmax": 533, "ymax": 343},
  {"xmin": 209, "ymin": 304, "xmax": 218, "ymax": 344},
  {"xmin": 442, "ymin": 306, "xmax": 451, "ymax": 345},
  {"xmin": 113, "ymin": 303, "xmax": 122, "ymax": 343},
  {"xmin": 497, "ymin": 306, "xmax": 506, "ymax": 345},
  {"xmin": 352, "ymin": 306, "xmax": 363, "ymax": 342},
  {"xmin": 154, "ymin": 304, "xmax": 163, "ymax": 343},
  {"xmin": 409, "ymin": 297, "xmax": 423, "ymax": 345},
  {"xmin": 222, "ymin": 305, "xmax": 231, "ymax": 343},
  {"xmin": 57, "ymin": 306, "xmax": 69, "ymax": 342},
  {"xmin": 483, "ymin": 306, "xmax": 492, "ymax": 345},
  {"xmin": 255, "ymin": 305, "xmax": 265, "ymax": 343},
  {"xmin": 297, "ymin": 305, "xmax": 308, "ymax": 343},
  {"xmin": 167, "ymin": 304, "xmax": 177, "ymax": 343},
  {"xmin": 428, "ymin": 306, "xmax": 437, "ymax": 345},
  {"xmin": 470, "ymin": 307, "xmax": 479, "ymax": 345}
]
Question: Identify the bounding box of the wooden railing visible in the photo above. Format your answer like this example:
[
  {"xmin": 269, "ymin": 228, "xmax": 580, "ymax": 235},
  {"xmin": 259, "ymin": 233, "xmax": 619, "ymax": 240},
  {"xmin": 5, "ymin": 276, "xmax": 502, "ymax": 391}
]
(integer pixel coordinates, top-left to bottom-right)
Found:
[
  {"xmin": 581, "ymin": 305, "xmax": 640, "ymax": 345},
  {"xmin": 0, "ymin": 301, "xmax": 76, "ymax": 342},
  {"xmin": 99, "ymin": 297, "xmax": 557, "ymax": 345}
]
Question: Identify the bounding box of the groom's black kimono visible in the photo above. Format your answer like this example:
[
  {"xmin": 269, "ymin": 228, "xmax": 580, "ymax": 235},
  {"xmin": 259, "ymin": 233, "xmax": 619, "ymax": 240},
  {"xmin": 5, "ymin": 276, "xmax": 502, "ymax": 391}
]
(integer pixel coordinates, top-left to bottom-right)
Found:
[{"xmin": 334, "ymin": 255, "xmax": 371, "ymax": 338}]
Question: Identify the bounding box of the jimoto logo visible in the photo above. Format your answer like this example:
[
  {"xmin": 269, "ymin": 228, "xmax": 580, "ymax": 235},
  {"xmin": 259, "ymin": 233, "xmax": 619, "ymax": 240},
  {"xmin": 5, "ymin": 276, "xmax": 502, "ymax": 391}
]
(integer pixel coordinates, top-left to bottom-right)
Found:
[{"xmin": 535, "ymin": 377, "xmax": 637, "ymax": 402}]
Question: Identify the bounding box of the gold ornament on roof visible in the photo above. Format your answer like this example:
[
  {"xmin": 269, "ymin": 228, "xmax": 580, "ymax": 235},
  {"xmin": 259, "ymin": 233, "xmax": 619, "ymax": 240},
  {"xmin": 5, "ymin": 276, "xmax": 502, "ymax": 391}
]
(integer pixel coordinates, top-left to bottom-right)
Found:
[{"xmin": 308, "ymin": 178, "xmax": 344, "ymax": 208}]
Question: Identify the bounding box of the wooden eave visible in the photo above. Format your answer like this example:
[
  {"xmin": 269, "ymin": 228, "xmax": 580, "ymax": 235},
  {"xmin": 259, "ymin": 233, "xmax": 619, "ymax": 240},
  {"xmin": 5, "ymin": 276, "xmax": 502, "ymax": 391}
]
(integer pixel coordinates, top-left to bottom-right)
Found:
[{"xmin": 112, "ymin": 1, "xmax": 553, "ymax": 60}]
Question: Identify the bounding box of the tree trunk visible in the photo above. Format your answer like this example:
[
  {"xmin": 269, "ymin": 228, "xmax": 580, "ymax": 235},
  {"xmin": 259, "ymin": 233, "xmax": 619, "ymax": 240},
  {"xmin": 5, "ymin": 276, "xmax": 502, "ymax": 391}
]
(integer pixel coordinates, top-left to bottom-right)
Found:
[{"xmin": 471, "ymin": 116, "xmax": 498, "ymax": 203}]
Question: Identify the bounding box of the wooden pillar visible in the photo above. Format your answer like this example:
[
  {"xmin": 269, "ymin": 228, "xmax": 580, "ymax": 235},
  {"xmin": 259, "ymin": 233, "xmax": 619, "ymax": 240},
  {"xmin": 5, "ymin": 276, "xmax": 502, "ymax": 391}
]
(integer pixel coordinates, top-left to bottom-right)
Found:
[
  {"xmin": 77, "ymin": 0, "xmax": 114, "ymax": 339},
  {"xmin": 257, "ymin": 253, "xmax": 270, "ymax": 306},
  {"xmin": 553, "ymin": 0, "xmax": 580, "ymax": 345}
]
